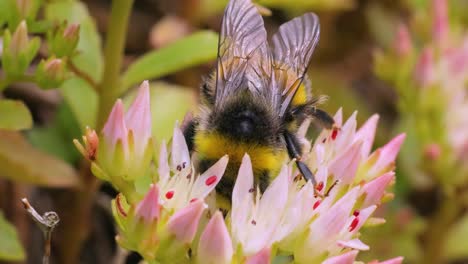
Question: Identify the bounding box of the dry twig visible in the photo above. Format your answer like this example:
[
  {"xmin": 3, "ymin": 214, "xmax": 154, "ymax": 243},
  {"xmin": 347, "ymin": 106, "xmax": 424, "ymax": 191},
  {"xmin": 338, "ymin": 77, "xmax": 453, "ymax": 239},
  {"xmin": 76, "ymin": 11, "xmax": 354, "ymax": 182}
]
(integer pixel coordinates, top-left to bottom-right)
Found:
[{"xmin": 21, "ymin": 198, "xmax": 60, "ymax": 264}]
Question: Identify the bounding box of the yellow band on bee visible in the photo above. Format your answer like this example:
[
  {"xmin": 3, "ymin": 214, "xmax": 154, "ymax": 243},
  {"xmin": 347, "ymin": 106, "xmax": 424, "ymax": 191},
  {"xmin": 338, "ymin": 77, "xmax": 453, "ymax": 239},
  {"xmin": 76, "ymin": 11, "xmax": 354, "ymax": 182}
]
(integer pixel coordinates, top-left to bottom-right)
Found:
[{"xmin": 194, "ymin": 132, "xmax": 287, "ymax": 173}]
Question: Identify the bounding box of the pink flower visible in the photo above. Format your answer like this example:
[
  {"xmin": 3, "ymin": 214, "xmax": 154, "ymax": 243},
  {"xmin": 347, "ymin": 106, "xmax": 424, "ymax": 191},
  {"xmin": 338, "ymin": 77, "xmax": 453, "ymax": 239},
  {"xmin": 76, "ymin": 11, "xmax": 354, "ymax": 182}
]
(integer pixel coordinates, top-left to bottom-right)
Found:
[{"xmin": 135, "ymin": 184, "xmax": 161, "ymax": 222}]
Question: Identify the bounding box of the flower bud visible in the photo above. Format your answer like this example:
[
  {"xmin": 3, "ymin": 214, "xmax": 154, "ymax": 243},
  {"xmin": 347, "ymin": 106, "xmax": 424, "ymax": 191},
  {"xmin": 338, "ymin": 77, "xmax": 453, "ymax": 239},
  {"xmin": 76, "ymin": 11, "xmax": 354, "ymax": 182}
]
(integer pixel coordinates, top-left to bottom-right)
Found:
[
  {"xmin": 424, "ymin": 142, "xmax": 442, "ymax": 161},
  {"xmin": 73, "ymin": 127, "xmax": 99, "ymax": 161},
  {"xmin": 2, "ymin": 21, "xmax": 40, "ymax": 78},
  {"xmin": 35, "ymin": 58, "xmax": 68, "ymax": 89},
  {"xmin": 414, "ymin": 48, "xmax": 435, "ymax": 88},
  {"xmin": 167, "ymin": 200, "xmax": 206, "ymax": 244},
  {"xmin": 83, "ymin": 81, "xmax": 153, "ymax": 200},
  {"xmin": 47, "ymin": 23, "xmax": 80, "ymax": 57},
  {"xmin": 393, "ymin": 23, "xmax": 412, "ymax": 57},
  {"xmin": 197, "ymin": 211, "xmax": 233, "ymax": 264},
  {"xmin": 15, "ymin": 0, "xmax": 41, "ymax": 22},
  {"xmin": 113, "ymin": 185, "xmax": 162, "ymax": 260},
  {"xmin": 433, "ymin": 0, "xmax": 449, "ymax": 48}
]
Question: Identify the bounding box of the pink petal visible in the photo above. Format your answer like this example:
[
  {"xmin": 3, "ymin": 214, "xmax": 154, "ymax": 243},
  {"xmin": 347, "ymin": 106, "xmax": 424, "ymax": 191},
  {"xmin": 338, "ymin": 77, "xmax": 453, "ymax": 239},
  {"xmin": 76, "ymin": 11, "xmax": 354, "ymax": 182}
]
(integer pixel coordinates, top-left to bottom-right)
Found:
[
  {"xmin": 414, "ymin": 47, "xmax": 434, "ymax": 87},
  {"xmin": 370, "ymin": 256, "xmax": 404, "ymax": 264},
  {"xmin": 323, "ymin": 250, "xmax": 358, "ymax": 264},
  {"xmin": 361, "ymin": 172, "xmax": 395, "ymax": 207},
  {"xmin": 135, "ymin": 184, "xmax": 161, "ymax": 222},
  {"xmin": 371, "ymin": 134, "xmax": 406, "ymax": 175},
  {"xmin": 337, "ymin": 239, "xmax": 369, "ymax": 251},
  {"xmin": 335, "ymin": 111, "xmax": 357, "ymax": 149},
  {"xmin": 197, "ymin": 211, "xmax": 233, "ymax": 264},
  {"xmin": 102, "ymin": 100, "xmax": 128, "ymax": 148},
  {"xmin": 190, "ymin": 156, "xmax": 229, "ymax": 199},
  {"xmin": 246, "ymin": 247, "xmax": 271, "ymax": 264},
  {"xmin": 334, "ymin": 108, "xmax": 343, "ymax": 127},
  {"xmin": 309, "ymin": 188, "xmax": 359, "ymax": 246},
  {"xmin": 354, "ymin": 205, "xmax": 377, "ymax": 231},
  {"xmin": 329, "ymin": 141, "xmax": 363, "ymax": 184},
  {"xmin": 125, "ymin": 81, "xmax": 152, "ymax": 155},
  {"xmin": 355, "ymin": 114, "xmax": 379, "ymax": 158},
  {"xmin": 433, "ymin": 0, "xmax": 449, "ymax": 46},
  {"xmin": 167, "ymin": 199, "xmax": 206, "ymax": 244},
  {"xmin": 171, "ymin": 124, "xmax": 191, "ymax": 172}
]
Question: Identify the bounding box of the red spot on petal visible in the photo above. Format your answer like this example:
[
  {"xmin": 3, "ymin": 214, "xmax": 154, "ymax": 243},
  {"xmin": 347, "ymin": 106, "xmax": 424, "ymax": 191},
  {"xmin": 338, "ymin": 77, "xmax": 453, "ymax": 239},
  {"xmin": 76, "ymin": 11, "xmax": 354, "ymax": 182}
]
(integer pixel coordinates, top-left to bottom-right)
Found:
[
  {"xmin": 251, "ymin": 220, "xmax": 257, "ymax": 225},
  {"xmin": 316, "ymin": 181, "xmax": 324, "ymax": 192},
  {"xmin": 349, "ymin": 217, "xmax": 359, "ymax": 232},
  {"xmin": 165, "ymin": 190, "xmax": 174, "ymax": 199},
  {"xmin": 331, "ymin": 128, "xmax": 339, "ymax": 140},
  {"xmin": 353, "ymin": 210, "xmax": 360, "ymax": 217},
  {"xmin": 322, "ymin": 138, "xmax": 327, "ymax": 143},
  {"xmin": 313, "ymin": 200, "xmax": 321, "ymax": 210},
  {"xmin": 190, "ymin": 198, "xmax": 198, "ymax": 203},
  {"xmin": 116, "ymin": 194, "xmax": 127, "ymax": 217},
  {"xmin": 205, "ymin": 175, "xmax": 217, "ymax": 186}
]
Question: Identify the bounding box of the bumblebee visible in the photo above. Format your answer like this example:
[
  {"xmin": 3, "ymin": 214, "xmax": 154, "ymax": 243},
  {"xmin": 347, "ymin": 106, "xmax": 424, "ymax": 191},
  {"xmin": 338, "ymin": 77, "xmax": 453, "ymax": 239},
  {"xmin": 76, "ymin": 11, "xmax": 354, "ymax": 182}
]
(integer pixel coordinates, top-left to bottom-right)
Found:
[{"xmin": 183, "ymin": 0, "xmax": 334, "ymax": 209}]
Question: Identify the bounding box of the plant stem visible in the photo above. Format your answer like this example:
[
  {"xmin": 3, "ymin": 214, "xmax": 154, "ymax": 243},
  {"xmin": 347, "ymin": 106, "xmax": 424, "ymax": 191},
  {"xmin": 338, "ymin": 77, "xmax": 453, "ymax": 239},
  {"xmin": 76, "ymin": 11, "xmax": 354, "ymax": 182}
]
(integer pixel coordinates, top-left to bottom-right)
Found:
[
  {"xmin": 54, "ymin": 1, "xmax": 134, "ymax": 263},
  {"xmin": 97, "ymin": 0, "xmax": 135, "ymax": 128},
  {"xmin": 420, "ymin": 195, "xmax": 459, "ymax": 264}
]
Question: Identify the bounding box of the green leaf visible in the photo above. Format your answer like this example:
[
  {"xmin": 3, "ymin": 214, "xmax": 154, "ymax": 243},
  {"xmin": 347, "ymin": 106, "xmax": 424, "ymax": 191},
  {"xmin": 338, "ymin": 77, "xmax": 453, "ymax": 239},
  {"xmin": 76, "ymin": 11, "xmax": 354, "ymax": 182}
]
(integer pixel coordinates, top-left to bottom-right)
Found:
[
  {"xmin": 45, "ymin": 1, "xmax": 103, "ymax": 82},
  {"xmin": 0, "ymin": 211, "xmax": 25, "ymax": 261},
  {"xmin": 0, "ymin": 99, "xmax": 33, "ymax": 130},
  {"xmin": 0, "ymin": 131, "xmax": 80, "ymax": 188},
  {"xmin": 444, "ymin": 213, "xmax": 468, "ymax": 260},
  {"xmin": 28, "ymin": 102, "xmax": 82, "ymax": 165},
  {"xmin": 60, "ymin": 77, "xmax": 98, "ymax": 130},
  {"xmin": 123, "ymin": 81, "xmax": 196, "ymax": 144},
  {"xmin": 122, "ymin": 31, "xmax": 218, "ymax": 92}
]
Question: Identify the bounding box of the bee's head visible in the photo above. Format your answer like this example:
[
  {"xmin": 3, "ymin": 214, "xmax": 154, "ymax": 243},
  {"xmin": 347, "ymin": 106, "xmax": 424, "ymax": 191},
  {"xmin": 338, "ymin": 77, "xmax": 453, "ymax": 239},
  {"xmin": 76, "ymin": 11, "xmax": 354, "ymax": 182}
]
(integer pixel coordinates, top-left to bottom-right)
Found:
[{"xmin": 209, "ymin": 93, "xmax": 281, "ymax": 145}]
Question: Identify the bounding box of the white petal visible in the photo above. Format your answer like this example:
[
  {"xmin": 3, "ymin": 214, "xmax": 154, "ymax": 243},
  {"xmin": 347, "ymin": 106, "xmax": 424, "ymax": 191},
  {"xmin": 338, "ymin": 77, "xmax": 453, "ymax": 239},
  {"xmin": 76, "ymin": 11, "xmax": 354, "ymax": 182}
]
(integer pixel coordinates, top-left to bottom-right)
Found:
[
  {"xmin": 158, "ymin": 140, "xmax": 170, "ymax": 185},
  {"xmin": 171, "ymin": 123, "xmax": 191, "ymax": 172},
  {"xmin": 337, "ymin": 238, "xmax": 369, "ymax": 251},
  {"xmin": 190, "ymin": 156, "xmax": 229, "ymax": 199}
]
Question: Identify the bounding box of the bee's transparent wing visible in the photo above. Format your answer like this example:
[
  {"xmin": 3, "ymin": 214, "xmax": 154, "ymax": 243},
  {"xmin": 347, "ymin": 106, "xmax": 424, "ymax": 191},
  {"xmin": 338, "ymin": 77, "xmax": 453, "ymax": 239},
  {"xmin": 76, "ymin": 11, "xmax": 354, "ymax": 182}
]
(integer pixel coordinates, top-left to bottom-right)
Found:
[
  {"xmin": 271, "ymin": 13, "xmax": 320, "ymax": 117},
  {"xmin": 215, "ymin": 0, "xmax": 267, "ymax": 106}
]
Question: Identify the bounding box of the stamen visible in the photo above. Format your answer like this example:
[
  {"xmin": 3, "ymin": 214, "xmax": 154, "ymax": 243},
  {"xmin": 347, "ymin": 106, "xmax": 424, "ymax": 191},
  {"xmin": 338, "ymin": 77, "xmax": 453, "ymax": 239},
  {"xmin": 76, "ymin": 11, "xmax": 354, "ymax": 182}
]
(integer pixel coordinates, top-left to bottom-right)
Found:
[
  {"xmin": 316, "ymin": 181, "xmax": 324, "ymax": 192},
  {"xmin": 182, "ymin": 162, "xmax": 187, "ymax": 169},
  {"xmin": 205, "ymin": 175, "xmax": 217, "ymax": 186},
  {"xmin": 313, "ymin": 200, "xmax": 321, "ymax": 210},
  {"xmin": 176, "ymin": 165, "xmax": 182, "ymax": 171},
  {"xmin": 165, "ymin": 190, "xmax": 175, "ymax": 199},
  {"xmin": 251, "ymin": 219, "xmax": 257, "ymax": 225},
  {"xmin": 349, "ymin": 217, "xmax": 359, "ymax": 232},
  {"xmin": 331, "ymin": 128, "xmax": 339, "ymax": 140},
  {"xmin": 249, "ymin": 188, "xmax": 255, "ymax": 193},
  {"xmin": 353, "ymin": 210, "xmax": 360, "ymax": 217}
]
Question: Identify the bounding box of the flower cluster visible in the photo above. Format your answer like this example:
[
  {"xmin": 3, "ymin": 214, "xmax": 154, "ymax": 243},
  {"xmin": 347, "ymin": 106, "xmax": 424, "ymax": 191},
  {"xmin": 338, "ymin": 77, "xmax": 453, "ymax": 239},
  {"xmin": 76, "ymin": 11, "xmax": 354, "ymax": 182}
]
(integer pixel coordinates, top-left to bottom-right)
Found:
[
  {"xmin": 376, "ymin": 0, "xmax": 468, "ymax": 166},
  {"xmin": 75, "ymin": 81, "xmax": 405, "ymax": 263}
]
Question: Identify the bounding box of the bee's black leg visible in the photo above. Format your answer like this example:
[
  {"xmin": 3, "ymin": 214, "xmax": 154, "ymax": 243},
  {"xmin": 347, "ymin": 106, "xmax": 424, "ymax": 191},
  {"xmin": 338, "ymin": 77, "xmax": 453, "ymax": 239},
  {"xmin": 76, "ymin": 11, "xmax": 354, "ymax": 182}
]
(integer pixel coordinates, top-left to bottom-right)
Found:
[
  {"xmin": 284, "ymin": 131, "xmax": 317, "ymax": 187},
  {"xmin": 181, "ymin": 113, "xmax": 198, "ymax": 152},
  {"xmin": 311, "ymin": 108, "xmax": 335, "ymax": 130}
]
